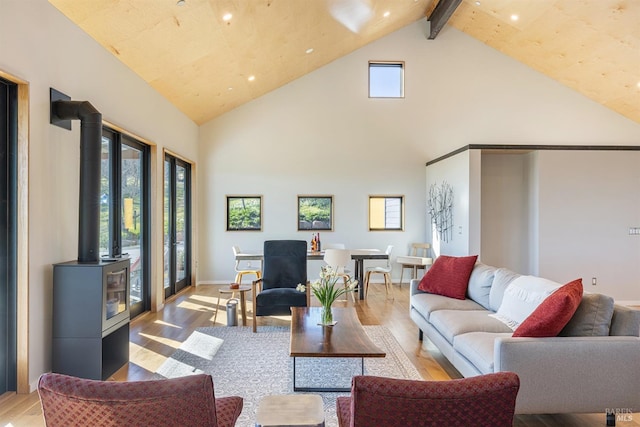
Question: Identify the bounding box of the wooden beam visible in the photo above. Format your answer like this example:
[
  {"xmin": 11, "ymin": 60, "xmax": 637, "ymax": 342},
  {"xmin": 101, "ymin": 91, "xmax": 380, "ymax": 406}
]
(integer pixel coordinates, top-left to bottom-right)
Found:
[{"xmin": 427, "ymin": 0, "xmax": 463, "ymax": 39}]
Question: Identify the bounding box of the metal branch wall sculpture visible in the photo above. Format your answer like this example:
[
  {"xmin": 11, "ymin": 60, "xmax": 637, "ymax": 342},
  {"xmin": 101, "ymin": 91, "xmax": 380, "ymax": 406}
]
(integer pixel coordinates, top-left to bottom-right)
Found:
[{"xmin": 428, "ymin": 181, "xmax": 453, "ymax": 243}]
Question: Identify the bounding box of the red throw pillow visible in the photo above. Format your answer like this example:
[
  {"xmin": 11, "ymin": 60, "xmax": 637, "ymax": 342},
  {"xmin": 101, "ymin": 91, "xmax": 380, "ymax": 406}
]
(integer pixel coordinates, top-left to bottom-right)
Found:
[
  {"xmin": 513, "ymin": 278, "xmax": 583, "ymax": 337},
  {"xmin": 417, "ymin": 255, "xmax": 478, "ymax": 300}
]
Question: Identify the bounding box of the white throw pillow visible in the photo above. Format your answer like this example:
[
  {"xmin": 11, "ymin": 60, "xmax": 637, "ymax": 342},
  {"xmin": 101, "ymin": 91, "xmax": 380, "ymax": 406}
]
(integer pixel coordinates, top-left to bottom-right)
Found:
[{"xmin": 490, "ymin": 276, "xmax": 562, "ymax": 330}]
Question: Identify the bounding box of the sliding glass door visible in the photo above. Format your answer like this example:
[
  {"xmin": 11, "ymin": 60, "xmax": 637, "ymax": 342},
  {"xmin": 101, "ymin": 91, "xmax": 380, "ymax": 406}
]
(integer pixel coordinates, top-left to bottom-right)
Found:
[
  {"xmin": 121, "ymin": 142, "xmax": 149, "ymax": 317},
  {"xmin": 164, "ymin": 153, "xmax": 191, "ymax": 298},
  {"xmin": 101, "ymin": 129, "xmax": 150, "ymax": 318},
  {"xmin": 0, "ymin": 77, "xmax": 17, "ymax": 393}
]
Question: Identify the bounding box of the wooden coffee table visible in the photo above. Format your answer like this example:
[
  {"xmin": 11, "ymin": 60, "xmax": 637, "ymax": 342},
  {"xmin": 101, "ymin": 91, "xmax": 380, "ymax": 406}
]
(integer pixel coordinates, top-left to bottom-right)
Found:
[{"xmin": 289, "ymin": 307, "xmax": 385, "ymax": 392}]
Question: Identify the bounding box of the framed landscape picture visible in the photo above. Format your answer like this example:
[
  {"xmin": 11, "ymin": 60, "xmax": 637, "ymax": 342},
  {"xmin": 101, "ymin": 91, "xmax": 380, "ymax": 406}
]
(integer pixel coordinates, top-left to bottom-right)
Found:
[
  {"xmin": 226, "ymin": 195, "xmax": 262, "ymax": 231},
  {"xmin": 298, "ymin": 195, "xmax": 333, "ymax": 231}
]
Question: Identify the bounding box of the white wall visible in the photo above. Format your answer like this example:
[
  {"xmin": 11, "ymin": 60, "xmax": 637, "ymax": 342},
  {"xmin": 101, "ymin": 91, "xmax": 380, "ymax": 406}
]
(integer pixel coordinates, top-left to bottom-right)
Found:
[
  {"xmin": 481, "ymin": 152, "xmax": 531, "ymax": 273},
  {"xmin": 468, "ymin": 150, "xmax": 482, "ymax": 257},
  {"xmin": 536, "ymin": 150, "xmax": 640, "ymax": 300},
  {"xmin": 200, "ymin": 19, "xmax": 640, "ymax": 285},
  {"xmin": 526, "ymin": 152, "xmax": 540, "ymax": 275},
  {"xmin": 425, "ymin": 151, "xmax": 472, "ymax": 257},
  {"xmin": 1, "ymin": 0, "xmax": 198, "ymax": 390}
]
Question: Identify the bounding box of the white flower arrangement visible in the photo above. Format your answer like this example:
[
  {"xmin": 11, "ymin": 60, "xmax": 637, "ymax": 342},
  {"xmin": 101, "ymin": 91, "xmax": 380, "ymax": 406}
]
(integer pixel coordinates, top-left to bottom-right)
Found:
[{"xmin": 297, "ymin": 266, "xmax": 358, "ymax": 324}]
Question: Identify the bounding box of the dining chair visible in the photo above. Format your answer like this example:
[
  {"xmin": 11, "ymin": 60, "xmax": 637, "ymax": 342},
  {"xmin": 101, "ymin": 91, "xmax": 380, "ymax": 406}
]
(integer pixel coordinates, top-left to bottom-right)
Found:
[
  {"xmin": 232, "ymin": 246, "xmax": 261, "ymax": 285},
  {"xmin": 364, "ymin": 245, "xmax": 394, "ymax": 299},
  {"xmin": 398, "ymin": 243, "xmax": 432, "ymax": 286},
  {"xmin": 323, "ymin": 248, "xmax": 354, "ymax": 302}
]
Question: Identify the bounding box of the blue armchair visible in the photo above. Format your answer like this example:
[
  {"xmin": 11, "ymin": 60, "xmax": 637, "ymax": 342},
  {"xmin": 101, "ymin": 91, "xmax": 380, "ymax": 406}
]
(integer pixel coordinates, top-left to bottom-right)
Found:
[{"xmin": 252, "ymin": 240, "xmax": 310, "ymax": 332}]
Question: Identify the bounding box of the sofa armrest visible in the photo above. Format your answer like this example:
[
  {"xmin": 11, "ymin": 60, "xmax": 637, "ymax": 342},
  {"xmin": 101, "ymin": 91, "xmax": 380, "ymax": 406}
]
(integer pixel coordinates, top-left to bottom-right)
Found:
[
  {"xmin": 494, "ymin": 336, "xmax": 640, "ymax": 414},
  {"xmin": 409, "ymin": 279, "xmax": 424, "ymax": 296}
]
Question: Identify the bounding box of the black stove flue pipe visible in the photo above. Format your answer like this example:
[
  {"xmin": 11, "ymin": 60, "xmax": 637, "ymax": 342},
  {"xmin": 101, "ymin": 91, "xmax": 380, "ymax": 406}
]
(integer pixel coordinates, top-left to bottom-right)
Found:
[{"xmin": 52, "ymin": 100, "xmax": 102, "ymax": 263}]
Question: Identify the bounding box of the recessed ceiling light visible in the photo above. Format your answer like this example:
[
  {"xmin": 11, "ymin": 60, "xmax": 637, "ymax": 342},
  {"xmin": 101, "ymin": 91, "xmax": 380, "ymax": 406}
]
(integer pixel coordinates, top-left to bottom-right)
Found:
[
  {"xmin": 383, "ymin": 11, "xmax": 390, "ymax": 18},
  {"xmin": 305, "ymin": 48, "xmax": 314, "ymax": 54},
  {"xmin": 222, "ymin": 13, "xmax": 232, "ymax": 21},
  {"xmin": 510, "ymin": 14, "xmax": 519, "ymax": 21},
  {"xmin": 176, "ymin": 0, "xmax": 185, "ymax": 5},
  {"xmin": 228, "ymin": 87, "xmax": 233, "ymax": 91},
  {"xmin": 475, "ymin": 1, "xmax": 481, "ymax": 5},
  {"xmin": 248, "ymin": 75, "xmax": 255, "ymax": 82}
]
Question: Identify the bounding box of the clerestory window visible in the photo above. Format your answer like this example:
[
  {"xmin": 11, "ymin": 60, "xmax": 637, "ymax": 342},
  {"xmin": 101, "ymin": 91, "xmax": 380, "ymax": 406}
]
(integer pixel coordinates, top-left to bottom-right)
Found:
[{"xmin": 369, "ymin": 61, "xmax": 404, "ymax": 98}]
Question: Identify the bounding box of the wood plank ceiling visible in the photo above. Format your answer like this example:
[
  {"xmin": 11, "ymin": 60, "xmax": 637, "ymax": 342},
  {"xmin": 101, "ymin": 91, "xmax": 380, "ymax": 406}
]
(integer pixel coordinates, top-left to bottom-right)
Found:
[{"xmin": 48, "ymin": 0, "xmax": 639, "ymax": 126}]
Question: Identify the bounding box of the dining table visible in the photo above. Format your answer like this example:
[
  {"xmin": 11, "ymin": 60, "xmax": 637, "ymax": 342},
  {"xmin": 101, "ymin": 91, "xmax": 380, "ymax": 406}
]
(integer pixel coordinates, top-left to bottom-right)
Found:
[{"xmin": 235, "ymin": 249, "xmax": 388, "ymax": 300}]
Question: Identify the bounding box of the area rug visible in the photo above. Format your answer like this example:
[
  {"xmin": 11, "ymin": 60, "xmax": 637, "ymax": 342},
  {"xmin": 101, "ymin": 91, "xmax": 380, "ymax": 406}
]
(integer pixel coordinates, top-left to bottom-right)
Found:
[{"xmin": 155, "ymin": 325, "xmax": 422, "ymax": 427}]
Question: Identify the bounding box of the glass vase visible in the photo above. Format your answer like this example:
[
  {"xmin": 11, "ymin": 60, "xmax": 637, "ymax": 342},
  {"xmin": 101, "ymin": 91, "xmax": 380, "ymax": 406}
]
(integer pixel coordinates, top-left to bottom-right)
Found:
[{"xmin": 320, "ymin": 304, "xmax": 334, "ymax": 325}]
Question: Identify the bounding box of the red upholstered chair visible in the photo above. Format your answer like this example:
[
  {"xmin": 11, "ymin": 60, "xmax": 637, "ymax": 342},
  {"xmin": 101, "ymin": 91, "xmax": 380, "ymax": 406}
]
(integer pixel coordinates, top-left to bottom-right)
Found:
[
  {"xmin": 336, "ymin": 373, "xmax": 520, "ymax": 427},
  {"xmin": 38, "ymin": 373, "xmax": 243, "ymax": 427}
]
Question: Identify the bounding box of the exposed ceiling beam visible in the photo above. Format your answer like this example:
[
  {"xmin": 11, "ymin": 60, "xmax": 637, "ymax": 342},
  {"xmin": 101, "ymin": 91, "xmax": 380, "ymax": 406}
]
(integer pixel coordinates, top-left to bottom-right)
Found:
[{"xmin": 427, "ymin": 0, "xmax": 463, "ymax": 39}]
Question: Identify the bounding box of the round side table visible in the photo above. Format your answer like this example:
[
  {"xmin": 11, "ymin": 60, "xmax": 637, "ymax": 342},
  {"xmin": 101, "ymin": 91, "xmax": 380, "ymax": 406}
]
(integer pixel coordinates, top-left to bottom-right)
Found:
[{"xmin": 214, "ymin": 285, "xmax": 251, "ymax": 326}]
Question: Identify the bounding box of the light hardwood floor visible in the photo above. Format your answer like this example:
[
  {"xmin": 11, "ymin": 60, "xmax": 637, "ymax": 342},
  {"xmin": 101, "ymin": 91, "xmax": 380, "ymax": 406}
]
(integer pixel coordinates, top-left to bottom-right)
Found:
[{"xmin": 1, "ymin": 283, "xmax": 637, "ymax": 427}]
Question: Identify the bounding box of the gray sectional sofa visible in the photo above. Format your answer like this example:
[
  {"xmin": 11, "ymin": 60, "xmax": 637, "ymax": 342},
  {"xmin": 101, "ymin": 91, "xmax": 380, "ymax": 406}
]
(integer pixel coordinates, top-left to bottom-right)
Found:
[{"xmin": 409, "ymin": 262, "xmax": 640, "ymax": 414}]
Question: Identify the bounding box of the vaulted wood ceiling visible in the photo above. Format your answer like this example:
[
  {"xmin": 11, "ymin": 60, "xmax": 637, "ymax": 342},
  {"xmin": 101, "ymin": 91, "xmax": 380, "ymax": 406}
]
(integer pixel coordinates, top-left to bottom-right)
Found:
[{"xmin": 49, "ymin": 0, "xmax": 639, "ymax": 126}]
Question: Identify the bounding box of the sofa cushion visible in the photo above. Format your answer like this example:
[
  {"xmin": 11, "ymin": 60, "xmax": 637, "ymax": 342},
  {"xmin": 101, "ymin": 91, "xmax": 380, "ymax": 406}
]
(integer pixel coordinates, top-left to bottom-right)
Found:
[
  {"xmin": 467, "ymin": 263, "xmax": 496, "ymax": 310},
  {"xmin": 609, "ymin": 305, "xmax": 640, "ymax": 337},
  {"xmin": 430, "ymin": 310, "xmax": 514, "ymax": 344},
  {"xmin": 411, "ymin": 293, "xmax": 485, "ymax": 321},
  {"xmin": 513, "ymin": 279, "xmax": 583, "ymax": 337},
  {"xmin": 255, "ymin": 288, "xmax": 307, "ymax": 316},
  {"xmin": 559, "ymin": 292, "xmax": 614, "ymax": 337},
  {"xmin": 418, "ymin": 255, "xmax": 478, "ymax": 300},
  {"xmin": 453, "ymin": 332, "xmax": 513, "ymax": 374},
  {"xmin": 491, "ymin": 276, "xmax": 562, "ymax": 330},
  {"xmin": 489, "ymin": 268, "xmax": 521, "ymax": 312}
]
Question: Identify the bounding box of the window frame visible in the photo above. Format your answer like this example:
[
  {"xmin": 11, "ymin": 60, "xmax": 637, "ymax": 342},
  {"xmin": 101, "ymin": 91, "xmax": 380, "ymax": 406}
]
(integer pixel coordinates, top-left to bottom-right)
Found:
[
  {"xmin": 101, "ymin": 127, "xmax": 151, "ymax": 318},
  {"xmin": 297, "ymin": 195, "xmax": 334, "ymax": 231},
  {"xmin": 0, "ymin": 77, "xmax": 18, "ymax": 393},
  {"xmin": 163, "ymin": 153, "xmax": 192, "ymax": 298},
  {"xmin": 368, "ymin": 61, "xmax": 405, "ymax": 99},
  {"xmin": 226, "ymin": 195, "xmax": 263, "ymax": 231},
  {"xmin": 368, "ymin": 195, "xmax": 405, "ymax": 231}
]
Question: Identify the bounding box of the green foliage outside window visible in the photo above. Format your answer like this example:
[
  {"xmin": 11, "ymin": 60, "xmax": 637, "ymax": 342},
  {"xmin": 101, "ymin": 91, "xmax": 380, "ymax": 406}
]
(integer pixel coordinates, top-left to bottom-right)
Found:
[
  {"xmin": 298, "ymin": 196, "xmax": 332, "ymax": 230},
  {"xmin": 227, "ymin": 196, "xmax": 262, "ymax": 231}
]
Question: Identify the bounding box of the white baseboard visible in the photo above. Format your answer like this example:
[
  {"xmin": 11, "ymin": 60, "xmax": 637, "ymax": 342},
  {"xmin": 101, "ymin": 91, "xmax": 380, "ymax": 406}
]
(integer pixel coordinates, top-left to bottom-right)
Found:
[{"xmin": 197, "ymin": 280, "xmax": 240, "ymax": 286}]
